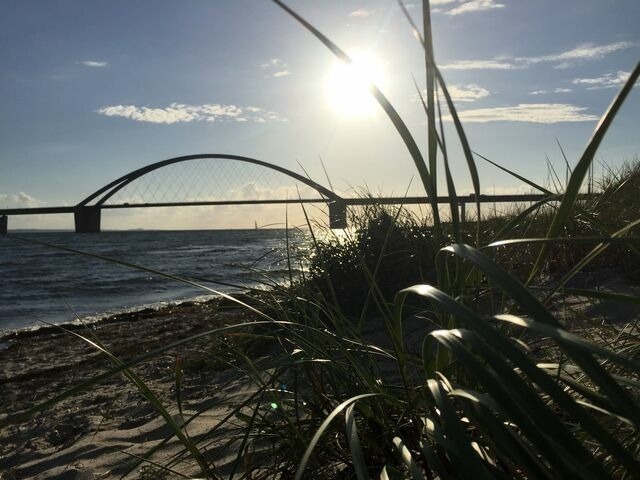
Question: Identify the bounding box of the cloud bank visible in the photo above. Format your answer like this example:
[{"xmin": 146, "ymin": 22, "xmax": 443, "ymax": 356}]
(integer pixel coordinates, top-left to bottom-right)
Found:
[
  {"xmin": 441, "ymin": 41, "xmax": 636, "ymax": 70},
  {"xmin": 449, "ymin": 103, "xmax": 598, "ymax": 123},
  {"xmin": 96, "ymin": 103, "xmax": 286, "ymax": 124}
]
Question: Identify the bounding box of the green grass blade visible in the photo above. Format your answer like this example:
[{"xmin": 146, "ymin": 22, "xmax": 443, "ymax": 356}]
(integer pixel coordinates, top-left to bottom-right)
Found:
[
  {"xmin": 440, "ymin": 243, "xmax": 640, "ymax": 425},
  {"xmin": 473, "ymin": 150, "xmax": 553, "ymax": 195},
  {"xmin": 422, "ymin": 0, "xmax": 438, "ymax": 199},
  {"xmin": 395, "ymin": 286, "xmax": 639, "ymax": 472},
  {"xmin": 272, "ymin": 0, "xmax": 440, "ymax": 228},
  {"xmin": 392, "ymin": 436, "xmax": 427, "ymax": 480},
  {"xmin": 426, "ymin": 380, "xmax": 496, "ymax": 480},
  {"xmin": 493, "ymin": 314, "xmax": 640, "ymax": 373},
  {"xmin": 529, "ymin": 61, "xmax": 640, "ymax": 280},
  {"xmin": 397, "ymin": 0, "xmax": 481, "ymax": 233},
  {"xmin": 345, "ymin": 403, "xmax": 369, "ymax": 480},
  {"xmin": 59, "ymin": 327, "xmax": 213, "ymax": 477},
  {"xmin": 450, "ymin": 389, "xmax": 555, "ymax": 479},
  {"xmin": 293, "ymin": 393, "xmax": 379, "ymax": 480},
  {"xmin": 490, "ymin": 194, "xmax": 561, "ymax": 242},
  {"xmin": 429, "ymin": 330, "xmax": 608, "ymax": 479}
]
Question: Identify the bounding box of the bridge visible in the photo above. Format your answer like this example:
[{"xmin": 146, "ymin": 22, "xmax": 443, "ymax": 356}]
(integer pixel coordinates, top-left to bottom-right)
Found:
[{"xmin": 0, "ymin": 153, "xmax": 553, "ymax": 233}]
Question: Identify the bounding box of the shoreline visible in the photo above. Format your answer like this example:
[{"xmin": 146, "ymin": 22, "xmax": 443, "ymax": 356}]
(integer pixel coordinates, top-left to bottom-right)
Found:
[
  {"xmin": 0, "ymin": 294, "xmax": 261, "ymax": 479},
  {"xmin": 0, "ymin": 290, "xmax": 257, "ymax": 344}
]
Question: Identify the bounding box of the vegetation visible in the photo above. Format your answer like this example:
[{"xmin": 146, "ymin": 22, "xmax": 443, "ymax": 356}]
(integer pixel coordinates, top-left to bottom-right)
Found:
[{"xmin": 3, "ymin": 0, "xmax": 640, "ymax": 479}]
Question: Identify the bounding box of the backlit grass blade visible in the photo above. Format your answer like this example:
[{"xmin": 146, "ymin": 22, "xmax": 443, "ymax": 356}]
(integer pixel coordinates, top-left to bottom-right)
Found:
[
  {"xmin": 473, "ymin": 150, "xmax": 553, "ymax": 195},
  {"xmin": 529, "ymin": 61, "xmax": 640, "ymax": 280},
  {"xmin": 272, "ymin": 0, "xmax": 440, "ymax": 228},
  {"xmin": 450, "ymin": 389, "xmax": 555, "ymax": 479},
  {"xmin": 397, "ymin": 0, "xmax": 481, "ymax": 236},
  {"xmin": 429, "ymin": 330, "xmax": 608, "ymax": 479},
  {"xmin": 490, "ymin": 194, "xmax": 561, "ymax": 242},
  {"xmin": 394, "ymin": 285, "xmax": 639, "ymax": 472},
  {"xmin": 551, "ymin": 287, "xmax": 640, "ymax": 305},
  {"xmin": 545, "ymin": 218, "xmax": 640, "ymax": 301},
  {"xmin": 392, "ymin": 436, "xmax": 427, "ymax": 480},
  {"xmin": 345, "ymin": 404, "xmax": 369, "ymax": 480},
  {"xmin": 439, "ymin": 243, "xmax": 559, "ymax": 326},
  {"xmin": 422, "ymin": 0, "xmax": 438, "ymax": 198},
  {"xmin": 426, "ymin": 380, "xmax": 496, "ymax": 480},
  {"xmin": 413, "ymin": 77, "xmax": 460, "ymax": 242},
  {"xmin": 58, "ymin": 326, "xmax": 213, "ymax": 477},
  {"xmin": 293, "ymin": 393, "xmax": 379, "ymax": 480},
  {"xmin": 493, "ymin": 314, "xmax": 640, "ymax": 373},
  {"xmin": 439, "ymin": 243, "xmax": 640, "ymax": 425}
]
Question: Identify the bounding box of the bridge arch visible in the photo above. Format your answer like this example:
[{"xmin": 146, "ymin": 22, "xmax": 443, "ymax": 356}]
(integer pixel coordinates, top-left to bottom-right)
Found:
[
  {"xmin": 78, "ymin": 153, "xmax": 342, "ymax": 207},
  {"xmin": 74, "ymin": 154, "xmax": 346, "ymax": 231}
]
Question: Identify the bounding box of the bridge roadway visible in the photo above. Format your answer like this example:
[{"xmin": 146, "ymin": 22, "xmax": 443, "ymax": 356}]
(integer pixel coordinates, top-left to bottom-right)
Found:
[{"xmin": 0, "ymin": 193, "xmax": 557, "ymax": 233}]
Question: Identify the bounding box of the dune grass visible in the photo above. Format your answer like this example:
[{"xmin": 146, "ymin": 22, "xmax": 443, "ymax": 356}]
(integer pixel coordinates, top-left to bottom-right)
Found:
[{"xmin": 3, "ymin": 0, "xmax": 640, "ymax": 478}]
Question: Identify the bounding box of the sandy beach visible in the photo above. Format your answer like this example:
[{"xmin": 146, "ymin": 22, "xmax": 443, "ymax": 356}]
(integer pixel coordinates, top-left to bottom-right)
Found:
[{"xmin": 0, "ymin": 298, "xmax": 261, "ymax": 479}]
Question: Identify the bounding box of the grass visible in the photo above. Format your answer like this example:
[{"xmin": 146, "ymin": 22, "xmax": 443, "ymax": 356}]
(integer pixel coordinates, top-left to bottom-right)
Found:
[{"xmin": 3, "ymin": 0, "xmax": 640, "ymax": 478}]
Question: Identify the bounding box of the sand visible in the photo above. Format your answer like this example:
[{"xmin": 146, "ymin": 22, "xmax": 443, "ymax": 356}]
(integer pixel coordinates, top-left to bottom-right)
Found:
[
  {"xmin": 2, "ymin": 268, "xmax": 638, "ymax": 479},
  {"xmin": 0, "ymin": 299, "xmax": 260, "ymax": 479}
]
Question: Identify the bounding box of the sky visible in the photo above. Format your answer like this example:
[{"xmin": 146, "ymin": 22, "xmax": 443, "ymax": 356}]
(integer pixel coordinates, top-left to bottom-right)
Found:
[{"xmin": 1, "ymin": 0, "xmax": 639, "ymax": 230}]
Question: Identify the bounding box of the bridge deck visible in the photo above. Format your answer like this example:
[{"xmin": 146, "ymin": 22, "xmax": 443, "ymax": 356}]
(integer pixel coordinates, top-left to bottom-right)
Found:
[{"xmin": 0, "ymin": 193, "xmax": 564, "ymax": 216}]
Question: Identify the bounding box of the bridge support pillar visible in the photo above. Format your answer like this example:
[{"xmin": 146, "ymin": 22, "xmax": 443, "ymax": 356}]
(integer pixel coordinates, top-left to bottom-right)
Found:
[
  {"xmin": 74, "ymin": 207, "xmax": 101, "ymax": 233},
  {"xmin": 0, "ymin": 215, "xmax": 7, "ymax": 234},
  {"xmin": 329, "ymin": 201, "xmax": 347, "ymax": 229}
]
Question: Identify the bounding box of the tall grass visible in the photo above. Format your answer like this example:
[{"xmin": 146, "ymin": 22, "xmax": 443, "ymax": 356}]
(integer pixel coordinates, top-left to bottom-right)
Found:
[{"xmin": 3, "ymin": 0, "xmax": 640, "ymax": 478}]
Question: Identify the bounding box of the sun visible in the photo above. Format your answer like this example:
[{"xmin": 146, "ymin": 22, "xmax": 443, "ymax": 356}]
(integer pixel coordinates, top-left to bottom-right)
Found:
[{"xmin": 325, "ymin": 51, "xmax": 386, "ymax": 118}]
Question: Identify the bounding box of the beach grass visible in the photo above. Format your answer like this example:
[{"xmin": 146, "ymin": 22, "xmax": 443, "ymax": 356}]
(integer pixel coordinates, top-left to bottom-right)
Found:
[{"xmin": 2, "ymin": 0, "xmax": 640, "ymax": 478}]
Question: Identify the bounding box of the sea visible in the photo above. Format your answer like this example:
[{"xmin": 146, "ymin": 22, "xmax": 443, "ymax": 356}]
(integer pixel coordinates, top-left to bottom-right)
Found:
[{"xmin": 0, "ymin": 229, "xmax": 306, "ymax": 336}]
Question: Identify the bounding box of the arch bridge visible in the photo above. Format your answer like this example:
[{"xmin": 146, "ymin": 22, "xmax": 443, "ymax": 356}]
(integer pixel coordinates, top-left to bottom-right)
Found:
[
  {"xmin": 0, "ymin": 153, "xmax": 551, "ymax": 233},
  {"xmin": 1, "ymin": 154, "xmax": 349, "ymax": 232}
]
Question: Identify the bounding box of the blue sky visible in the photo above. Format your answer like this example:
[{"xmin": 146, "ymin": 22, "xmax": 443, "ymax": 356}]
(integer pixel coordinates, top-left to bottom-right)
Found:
[{"xmin": 1, "ymin": 0, "xmax": 638, "ymax": 229}]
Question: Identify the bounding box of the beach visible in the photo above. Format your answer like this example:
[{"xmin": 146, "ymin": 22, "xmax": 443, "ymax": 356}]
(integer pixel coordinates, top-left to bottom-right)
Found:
[{"xmin": 0, "ymin": 298, "xmax": 260, "ymax": 479}]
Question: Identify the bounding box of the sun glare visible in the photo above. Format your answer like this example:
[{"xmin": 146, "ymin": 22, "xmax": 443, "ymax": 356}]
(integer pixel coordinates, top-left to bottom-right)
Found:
[{"xmin": 325, "ymin": 51, "xmax": 386, "ymax": 118}]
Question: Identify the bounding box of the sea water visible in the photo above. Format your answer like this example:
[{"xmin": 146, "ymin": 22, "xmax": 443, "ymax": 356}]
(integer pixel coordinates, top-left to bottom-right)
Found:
[{"xmin": 0, "ymin": 229, "xmax": 305, "ymax": 334}]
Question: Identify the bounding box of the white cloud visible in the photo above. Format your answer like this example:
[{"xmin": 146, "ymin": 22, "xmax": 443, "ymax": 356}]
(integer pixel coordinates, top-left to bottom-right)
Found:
[
  {"xmin": 96, "ymin": 103, "xmax": 286, "ymax": 124},
  {"xmin": 446, "ymin": 84, "xmax": 490, "ymax": 102},
  {"xmin": 447, "ymin": 0, "xmax": 505, "ymax": 16},
  {"xmin": 417, "ymin": 84, "xmax": 490, "ymax": 102},
  {"xmin": 572, "ymin": 70, "xmax": 631, "ymax": 89},
  {"xmin": 441, "ymin": 41, "xmax": 636, "ymax": 71},
  {"xmin": 448, "ymin": 103, "xmax": 598, "ymax": 123},
  {"xmin": 441, "ymin": 59, "xmax": 516, "ymax": 70},
  {"xmin": 431, "ymin": 0, "xmax": 458, "ymax": 4},
  {"xmin": 348, "ymin": 8, "xmax": 372, "ymax": 18},
  {"xmin": 261, "ymin": 58, "xmax": 292, "ymax": 78},
  {"xmin": 79, "ymin": 60, "xmax": 108, "ymax": 68},
  {"xmin": 261, "ymin": 58, "xmax": 284, "ymax": 69},
  {"xmin": 520, "ymin": 41, "xmax": 636, "ymax": 68},
  {"xmin": 529, "ymin": 87, "xmax": 573, "ymax": 95},
  {"xmin": 0, "ymin": 192, "xmax": 45, "ymax": 208}
]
